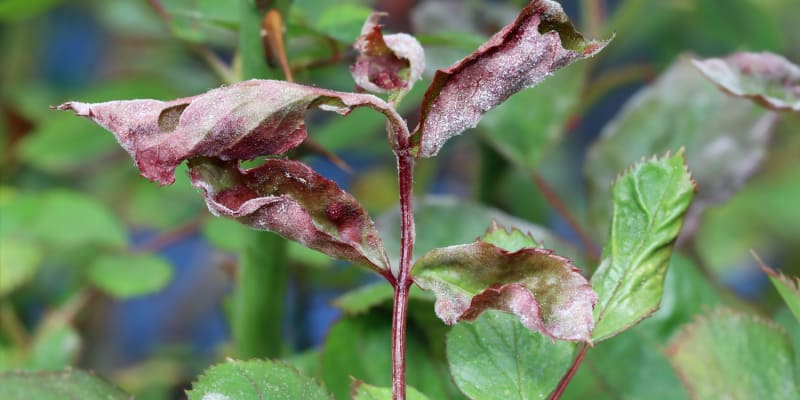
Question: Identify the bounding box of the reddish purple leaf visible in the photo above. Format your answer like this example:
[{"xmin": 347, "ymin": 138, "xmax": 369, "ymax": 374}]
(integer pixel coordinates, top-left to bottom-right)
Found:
[
  {"xmin": 411, "ymin": 225, "xmax": 596, "ymax": 342},
  {"xmin": 412, "ymin": 0, "xmax": 610, "ymax": 157},
  {"xmin": 56, "ymin": 80, "xmax": 408, "ymax": 184},
  {"xmin": 692, "ymin": 52, "xmax": 800, "ymax": 112},
  {"xmin": 351, "ymin": 13, "xmax": 425, "ymax": 95},
  {"xmin": 188, "ymin": 157, "xmax": 390, "ymax": 273}
]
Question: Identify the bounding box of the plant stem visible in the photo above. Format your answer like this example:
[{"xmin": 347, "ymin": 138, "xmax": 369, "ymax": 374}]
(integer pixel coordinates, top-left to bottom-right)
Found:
[
  {"xmin": 532, "ymin": 173, "xmax": 600, "ymax": 262},
  {"xmin": 392, "ymin": 150, "xmax": 415, "ymax": 400},
  {"xmin": 549, "ymin": 342, "xmax": 589, "ymax": 400},
  {"xmin": 234, "ymin": 231, "xmax": 289, "ymax": 358}
]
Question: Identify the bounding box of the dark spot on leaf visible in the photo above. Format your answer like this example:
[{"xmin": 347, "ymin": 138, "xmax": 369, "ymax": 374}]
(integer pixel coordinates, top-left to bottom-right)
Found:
[{"xmin": 158, "ymin": 103, "xmax": 189, "ymax": 133}]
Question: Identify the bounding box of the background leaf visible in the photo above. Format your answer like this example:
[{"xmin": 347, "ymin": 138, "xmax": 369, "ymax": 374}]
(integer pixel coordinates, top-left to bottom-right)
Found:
[
  {"xmin": 447, "ymin": 311, "xmax": 576, "ymax": 400},
  {"xmin": 591, "ymin": 150, "xmax": 695, "ymax": 342},
  {"xmin": 351, "ymin": 380, "xmax": 430, "ymax": 400},
  {"xmin": 88, "ymin": 253, "xmax": 173, "ymax": 299},
  {"xmin": 755, "ymin": 254, "xmax": 800, "ymax": 323},
  {"xmin": 667, "ymin": 308, "xmax": 799, "ymax": 400},
  {"xmin": 0, "ymin": 237, "xmax": 42, "ymax": 295},
  {"xmin": 0, "ymin": 370, "xmax": 130, "ymax": 400},
  {"xmin": 586, "ymin": 59, "xmax": 774, "ymax": 240},
  {"xmin": 187, "ymin": 359, "xmax": 333, "ymax": 400}
]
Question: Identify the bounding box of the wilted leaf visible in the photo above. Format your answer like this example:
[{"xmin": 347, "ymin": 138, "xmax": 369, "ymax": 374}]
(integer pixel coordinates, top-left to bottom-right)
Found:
[
  {"xmin": 0, "ymin": 237, "xmax": 41, "ymax": 295},
  {"xmin": 692, "ymin": 51, "xmax": 800, "ymax": 112},
  {"xmin": 412, "ymin": 224, "xmax": 596, "ymax": 342},
  {"xmin": 0, "ymin": 370, "xmax": 131, "ymax": 400},
  {"xmin": 412, "ymin": 0, "xmax": 609, "ymax": 157},
  {"xmin": 351, "ymin": 13, "xmax": 425, "ymax": 95},
  {"xmin": 586, "ymin": 58, "xmax": 775, "ymax": 240},
  {"xmin": 447, "ymin": 311, "xmax": 576, "ymax": 400},
  {"xmin": 591, "ymin": 150, "xmax": 695, "ymax": 342},
  {"xmin": 187, "ymin": 359, "xmax": 333, "ymax": 400},
  {"xmin": 351, "ymin": 380, "xmax": 429, "ymax": 400},
  {"xmin": 189, "ymin": 157, "xmax": 390, "ymax": 273},
  {"xmin": 88, "ymin": 253, "xmax": 173, "ymax": 299},
  {"xmin": 667, "ymin": 308, "xmax": 799, "ymax": 399},
  {"xmin": 754, "ymin": 253, "xmax": 800, "ymax": 323},
  {"xmin": 56, "ymin": 79, "xmax": 408, "ymax": 184}
]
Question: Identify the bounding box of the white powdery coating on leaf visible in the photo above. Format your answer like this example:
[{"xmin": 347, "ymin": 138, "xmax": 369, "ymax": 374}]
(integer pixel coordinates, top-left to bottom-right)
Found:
[{"xmin": 416, "ymin": 0, "xmax": 609, "ymax": 157}]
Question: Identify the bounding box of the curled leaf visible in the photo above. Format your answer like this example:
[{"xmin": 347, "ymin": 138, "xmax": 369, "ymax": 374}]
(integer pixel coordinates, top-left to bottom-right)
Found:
[
  {"xmin": 188, "ymin": 157, "xmax": 390, "ymax": 273},
  {"xmin": 56, "ymin": 80, "xmax": 408, "ymax": 184},
  {"xmin": 351, "ymin": 13, "xmax": 425, "ymax": 95},
  {"xmin": 692, "ymin": 51, "xmax": 800, "ymax": 112},
  {"xmin": 412, "ymin": 0, "xmax": 610, "ymax": 157},
  {"xmin": 411, "ymin": 224, "xmax": 596, "ymax": 342}
]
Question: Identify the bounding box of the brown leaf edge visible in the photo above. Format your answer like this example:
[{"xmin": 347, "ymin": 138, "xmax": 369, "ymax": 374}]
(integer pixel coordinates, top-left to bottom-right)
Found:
[
  {"xmin": 411, "ymin": 0, "xmax": 611, "ymax": 157},
  {"xmin": 691, "ymin": 51, "xmax": 800, "ymax": 112},
  {"xmin": 351, "ymin": 12, "xmax": 425, "ymax": 94},
  {"xmin": 188, "ymin": 157, "xmax": 391, "ymax": 276},
  {"xmin": 411, "ymin": 240, "xmax": 596, "ymax": 342}
]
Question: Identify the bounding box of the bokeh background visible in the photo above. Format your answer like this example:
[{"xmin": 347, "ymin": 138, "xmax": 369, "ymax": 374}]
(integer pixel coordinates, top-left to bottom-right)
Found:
[{"xmin": 2, "ymin": 0, "xmax": 799, "ymax": 399}]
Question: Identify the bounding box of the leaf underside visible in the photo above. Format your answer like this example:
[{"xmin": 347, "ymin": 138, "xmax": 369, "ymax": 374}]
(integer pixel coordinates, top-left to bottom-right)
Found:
[
  {"xmin": 412, "ymin": 224, "xmax": 596, "ymax": 342},
  {"xmin": 412, "ymin": 0, "xmax": 610, "ymax": 157},
  {"xmin": 591, "ymin": 150, "xmax": 695, "ymax": 342}
]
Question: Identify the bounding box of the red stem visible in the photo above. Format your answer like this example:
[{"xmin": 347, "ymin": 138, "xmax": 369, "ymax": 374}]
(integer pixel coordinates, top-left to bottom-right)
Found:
[
  {"xmin": 549, "ymin": 342, "xmax": 589, "ymax": 400},
  {"xmin": 392, "ymin": 150, "xmax": 415, "ymax": 400}
]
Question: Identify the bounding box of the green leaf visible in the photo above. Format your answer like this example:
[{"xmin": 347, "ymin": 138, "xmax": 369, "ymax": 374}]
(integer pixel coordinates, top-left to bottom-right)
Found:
[
  {"xmin": 412, "ymin": 224, "xmax": 596, "ymax": 342},
  {"xmin": 28, "ymin": 190, "xmax": 127, "ymax": 249},
  {"xmin": 351, "ymin": 380, "xmax": 430, "ymax": 400},
  {"xmin": 187, "ymin": 359, "xmax": 333, "ymax": 400},
  {"xmin": 755, "ymin": 253, "xmax": 800, "ymax": 323},
  {"xmin": 0, "ymin": 237, "xmax": 42, "ymax": 295},
  {"xmin": 315, "ymin": 4, "xmax": 373, "ymax": 43},
  {"xmin": 88, "ymin": 253, "xmax": 173, "ymax": 299},
  {"xmin": 692, "ymin": 51, "xmax": 800, "ymax": 112},
  {"xmin": 160, "ymin": 0, "xmax": 239, "ymax": 43},
  {"xmin": 480, "ymin": 63, "xmax": 586, "ymax": 170},
  {"xmin": 447, "ymin": 311, "xmax": 576, "ymax": 400},
  {"xmin": 667, "ymin": 308, "xmax": 799, "ymax": 399},
  {"xmin": 26, "ymin": 315, "xmax": 81, "ymax": 371},
  {"xmin": 0, "ymin": 369, "xmax": 130, "ymax": 400},
  {"xmin": 202, "ymin": 216, "xmax": 250, "ymax": 252},
  {"xmin": 586, "ymin": 59, "xmax": 774, "ymax": 240},
  {"xmin": 332, "ymin": 282, "xmax": 433, "ymax": 315},
  {"xmin": 591, "ymin": 150, "xmax": 695, "ymax": 342},
  {"xmin": 125, "ymin": 166, "xmax": 204, "ymax": 229},
  {"xmin": 321, "ymin": 313, "xmax": 457, "ymax": 400}
]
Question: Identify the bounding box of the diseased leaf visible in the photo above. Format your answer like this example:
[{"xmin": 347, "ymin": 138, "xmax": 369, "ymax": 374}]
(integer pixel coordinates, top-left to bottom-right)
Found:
[
  {"xmin": 88, "ymin": 253, "xmax": 173, "ymax": 299},
  {"xmin": 586, "ymin": 59, "xmax": 776, "ymax": 240},
  {"xmin": 351, "ymin": 380, "xmax": 429, "ymax": 400},
  {"xmin": 692, "ymin": 51, "xmax": 800, "ymax": 112},
  {"xmin": 412, "ymin": 0, "xmax": 610, "ymax": 157},
  {"xmin": 187, "ymin": 359, "xmax": 333, "ymax": 400},
  {"xmin": 447, "ymin": 311, "xmax": 576, "ymax": 400},
  {"xmin": 667, "ymin": 308, "xmax": 799, "ymax": 400},
  {"xmin": 0, "ymin": 370, "xmax": 131, "ymax": 400},
  {"xmin": 754, "ymin": 253, "xmax": 800, "ymax": 323},
  {"xmin": 56, "ymin": 79, "xmax": 408, "ymax": 184},
  {"xmin": 591, "ymin": 150, "xmax": 695, "ymax": 342},
  {"xmin": 412, "ymin": 224, "xmax": 596, "ymax": 342},
  {"xmin": 188, "ymin": 157, "xmax": 390, "ymax": 273},
  {"xmin": 351, "ymin": 13, "xmax": 425, "ymax": 95}
]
